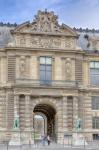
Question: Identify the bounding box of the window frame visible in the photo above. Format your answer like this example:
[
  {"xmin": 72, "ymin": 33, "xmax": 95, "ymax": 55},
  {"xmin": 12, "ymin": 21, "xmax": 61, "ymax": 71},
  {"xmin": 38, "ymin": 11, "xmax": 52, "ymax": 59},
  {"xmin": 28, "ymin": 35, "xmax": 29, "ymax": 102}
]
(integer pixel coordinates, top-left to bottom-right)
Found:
[
  {"xmin": 39, "ymin": 56, "xmax": 52, "ymax": 84},
  {"xmin": 92, "ymin": 117, "xmax": 99, "ymax": 129},
  {"xmin": 90, "ymin": 61, "xmax": 99, "ymax": 86},
  {"xmin": 92, "ymin": 97, "xmax": 99, "ymax": 110}
]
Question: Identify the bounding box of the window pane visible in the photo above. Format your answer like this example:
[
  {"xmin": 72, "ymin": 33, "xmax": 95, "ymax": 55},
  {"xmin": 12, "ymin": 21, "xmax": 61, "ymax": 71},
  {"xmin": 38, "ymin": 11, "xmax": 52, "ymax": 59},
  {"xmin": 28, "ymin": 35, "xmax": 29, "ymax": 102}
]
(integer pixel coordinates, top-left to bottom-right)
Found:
[
  {"xmin": 40, "ymin": 65, "xmax": 46, "ymax": 71},
  {"xmin": 46, "ymin": 71, "xmax": 52, "ymax": 81},
  {"xmin": 95, "ymin": 62, "xmax": 99, "ymax": 68},
  {"xmin": 93, "ymin": 134, "xmax": 99, "ymax": 140},
  {"xmin": 92, "ymin": 97, "xmax": 99, "ymax": 110},
  {"xmin": 46, "ymin": 65, "xmax": 52, "ymax": 71},
  {"xmin": 90, "ymin": 68, "xmax": 99, "ymax": 85},
  {"xmin": 96, "ymin": 121, "xmax": 99, "ymax": 129},
  {"xmin": 40, "ymin": 71, "xmax": 45, "ymax": 80},
  {"xmin": 90, "ymin": 62, "xmax": 99, "ymax": 68},
  {"xmin": 46, "ymin": 57, "xmax": 52, "ymax": 65},
  {"xmin": 39, "ymin": 57, "xmax": 52, "ymax": 83},
  {"xmin": 90, "ymin": 69, "xmax": 99, "ymax": 75},
  {"xmin": 90, "ymin": 62, "xmax": 94, "ymax": 68},
  {"xmin": 40, "ymin": 57, "xmax": 46, "ymax": 64},
  {"xmin": 91, "ymin": 75, "xmax": 99, "ymax": 85},
  {"xmin": 92, "ymin": 98, "xmax": 96, "ymax": 109},
  {"xmin": 93, "ymin": 118, "xmax": 95, "ymax": 128},
  {"xmin": 92, "ymin": 117, "xmax": 99, "ymax": 129}
]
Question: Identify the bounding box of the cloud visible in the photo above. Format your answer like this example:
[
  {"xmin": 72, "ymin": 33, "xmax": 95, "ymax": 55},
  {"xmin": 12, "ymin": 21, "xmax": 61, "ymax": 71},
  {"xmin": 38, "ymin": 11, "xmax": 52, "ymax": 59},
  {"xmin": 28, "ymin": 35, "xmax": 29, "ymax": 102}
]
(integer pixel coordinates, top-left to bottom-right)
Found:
[
  {"xmin": 84, "ymin": 0, "xmax": 99, "ymax": 6},
  {"xmin": 0, "ymin": 0, "xmax": 99, "ymax": 29}
]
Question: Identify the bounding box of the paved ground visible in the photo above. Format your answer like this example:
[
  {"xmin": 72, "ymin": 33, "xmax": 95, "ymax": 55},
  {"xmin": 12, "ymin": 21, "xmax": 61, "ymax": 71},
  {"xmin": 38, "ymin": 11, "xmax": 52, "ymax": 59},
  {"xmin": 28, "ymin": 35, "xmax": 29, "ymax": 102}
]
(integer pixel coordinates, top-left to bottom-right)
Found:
[{"xmin": 0, "ymin": 143, "xmax": 99, "ymax": 150}]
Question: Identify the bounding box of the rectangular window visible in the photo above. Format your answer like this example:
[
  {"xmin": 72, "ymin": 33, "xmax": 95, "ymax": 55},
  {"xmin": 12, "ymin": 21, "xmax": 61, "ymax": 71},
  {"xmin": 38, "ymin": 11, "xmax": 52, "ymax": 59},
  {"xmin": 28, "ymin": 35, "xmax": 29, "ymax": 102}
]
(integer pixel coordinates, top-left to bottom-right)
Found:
[
  {"xmin": 92, "ymin": 97, "xmax": 99, "ymax": 110},
  {"xmin": 90, "ymin": 61, "xmax": 99, "ymax": 85},
  {"xmin": 40, "ymin": 56, "xmax": 52, "ymax": 84},
  {"xmin": 93, "ymin": 134, "xmax": 99, "ymax": 140},
  {"xmin": 92, "ymin": 117, "xmax": 99, "ymax": 129}
]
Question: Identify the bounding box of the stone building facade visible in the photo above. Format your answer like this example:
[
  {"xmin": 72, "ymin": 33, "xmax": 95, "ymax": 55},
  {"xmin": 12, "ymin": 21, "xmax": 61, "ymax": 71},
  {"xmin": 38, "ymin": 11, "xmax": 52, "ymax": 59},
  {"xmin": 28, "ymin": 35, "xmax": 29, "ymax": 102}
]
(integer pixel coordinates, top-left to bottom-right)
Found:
[{"xmin": 0, "ymin": 10, "xmax": 99, "ymax": 144}]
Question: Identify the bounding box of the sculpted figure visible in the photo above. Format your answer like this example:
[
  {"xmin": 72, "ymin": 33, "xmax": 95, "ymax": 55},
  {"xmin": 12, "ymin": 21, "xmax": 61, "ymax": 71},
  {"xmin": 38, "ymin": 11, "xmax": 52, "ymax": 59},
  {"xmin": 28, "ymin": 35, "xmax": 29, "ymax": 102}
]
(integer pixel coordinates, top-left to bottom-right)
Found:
[
  {"xmin": 13, "ymin": 115, "xmax": 19, "ymax": 129},
  {"xmin": 75, "ymin": 118, "xmax": 82, "ymax": 131},
  {"xmin": 65, "ymin": 58, "xmax": 72, "ymax": 80},
  {"xmin": 20, "ymin": 56, "xmax": 26, "ymax": 76}
]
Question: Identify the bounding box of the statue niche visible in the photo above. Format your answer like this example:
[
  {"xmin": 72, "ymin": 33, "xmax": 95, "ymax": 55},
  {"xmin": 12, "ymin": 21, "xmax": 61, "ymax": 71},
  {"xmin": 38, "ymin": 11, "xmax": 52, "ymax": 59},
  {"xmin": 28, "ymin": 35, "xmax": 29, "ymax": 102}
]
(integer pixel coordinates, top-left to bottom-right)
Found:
[
  {"xmin": 65, "ymin": 58, "xmax": 72, "ymax": 80},
  {"xmin": 19, "ymin": 56, "xmax": 26, "ymax": 77},
  {"xmin": 20, "ymin": 38, "xmax": 26, "ymax": 47}
]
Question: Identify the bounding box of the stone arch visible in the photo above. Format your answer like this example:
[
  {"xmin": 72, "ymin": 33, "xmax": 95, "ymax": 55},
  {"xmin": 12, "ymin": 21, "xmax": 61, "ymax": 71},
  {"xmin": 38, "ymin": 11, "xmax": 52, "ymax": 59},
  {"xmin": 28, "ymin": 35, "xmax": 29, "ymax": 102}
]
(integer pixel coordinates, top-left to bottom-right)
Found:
[
  {"xmin": 32, "ymin": 97, "xmax": 59, "ymax": 112},
  {"xmin": 31, "ymin": 97, "xmax": 62, "ymax": 142}
]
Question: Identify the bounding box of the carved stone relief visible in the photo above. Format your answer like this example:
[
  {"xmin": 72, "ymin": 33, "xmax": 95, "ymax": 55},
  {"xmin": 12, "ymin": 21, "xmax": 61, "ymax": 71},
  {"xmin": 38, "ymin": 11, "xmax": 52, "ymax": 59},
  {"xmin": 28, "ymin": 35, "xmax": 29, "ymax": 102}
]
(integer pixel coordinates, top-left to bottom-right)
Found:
[
  {"xmin": 19, "ymin": 56, "xmax": 26, "ymax": 76},
  {"xmin": 20, "ymin": 38, "xmax": 26, "ymax": 46},
  {"xmin": 30, "ymin": 36, "xmax": 64, "ymax": 48},
  {"xmin": 31, "ymin": 10, "xmax": 61, "ymax": 33},
  {"xmin": 52, "ymin": 38, "xmax": 61, "ymax": 47},
  {"xmin": 27, "ymin": 35, "xmax": 76, "ymax": 49},
  {"xmin": 65, "ymin": 58, "xmax": 72, "ymax": 80},
  {"xmin": 65, "ymin": 38, "xmax": 74, "ymax": 48}
]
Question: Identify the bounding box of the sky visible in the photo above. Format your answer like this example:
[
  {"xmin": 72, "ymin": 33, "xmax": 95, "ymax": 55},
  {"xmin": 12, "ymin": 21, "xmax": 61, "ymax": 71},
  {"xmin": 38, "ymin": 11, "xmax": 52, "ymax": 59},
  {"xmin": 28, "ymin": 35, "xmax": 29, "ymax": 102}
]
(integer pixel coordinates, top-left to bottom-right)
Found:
[{"xmin": 0, "ymin": 0, "xmax": 99, "ymax": 29}]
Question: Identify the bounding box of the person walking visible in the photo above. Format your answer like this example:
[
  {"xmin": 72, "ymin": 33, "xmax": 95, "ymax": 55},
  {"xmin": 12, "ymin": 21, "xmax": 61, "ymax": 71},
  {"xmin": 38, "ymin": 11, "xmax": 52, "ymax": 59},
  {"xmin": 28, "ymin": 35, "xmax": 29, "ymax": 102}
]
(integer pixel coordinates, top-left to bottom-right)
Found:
[
  {"xmin": 47, "ymin": 135, "xmax": 51, "ymax": 145},
  {"xmin": 42, "ymin": 134, "xmax": 46, "ymax": 146}
]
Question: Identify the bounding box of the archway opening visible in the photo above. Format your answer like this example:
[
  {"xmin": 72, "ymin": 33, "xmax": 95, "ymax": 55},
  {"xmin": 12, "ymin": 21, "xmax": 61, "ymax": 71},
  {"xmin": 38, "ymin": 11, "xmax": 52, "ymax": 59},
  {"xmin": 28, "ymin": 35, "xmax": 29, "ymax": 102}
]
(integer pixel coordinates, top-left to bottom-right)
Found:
[{"xmin": 33, "ymin": 103, "xmax": 56, "ymax": 141}]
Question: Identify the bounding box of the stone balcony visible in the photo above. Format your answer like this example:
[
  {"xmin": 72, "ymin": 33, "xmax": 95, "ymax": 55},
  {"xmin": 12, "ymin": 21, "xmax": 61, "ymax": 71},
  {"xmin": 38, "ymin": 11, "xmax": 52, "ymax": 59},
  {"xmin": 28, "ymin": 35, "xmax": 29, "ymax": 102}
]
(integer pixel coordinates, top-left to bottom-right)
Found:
[{"xmin": 14, "ymin": 79, "xmax": 78, "ymax": 89}]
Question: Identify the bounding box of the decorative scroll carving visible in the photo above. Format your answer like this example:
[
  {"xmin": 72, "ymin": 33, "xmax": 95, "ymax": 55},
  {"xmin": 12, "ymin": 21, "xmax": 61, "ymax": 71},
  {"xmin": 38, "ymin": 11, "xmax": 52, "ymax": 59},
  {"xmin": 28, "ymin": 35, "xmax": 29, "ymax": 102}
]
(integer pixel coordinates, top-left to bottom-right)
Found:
[
  {"xmin": 31, "ymin": 9, "xmax": 61, "ymax": 33},
  {"xmin": 65, "ymin": 58, "xmax": 72, "ymax": 80},
  {"xmin": 65, "ymin": 38, "xmax": 74, "ymax": 48}
]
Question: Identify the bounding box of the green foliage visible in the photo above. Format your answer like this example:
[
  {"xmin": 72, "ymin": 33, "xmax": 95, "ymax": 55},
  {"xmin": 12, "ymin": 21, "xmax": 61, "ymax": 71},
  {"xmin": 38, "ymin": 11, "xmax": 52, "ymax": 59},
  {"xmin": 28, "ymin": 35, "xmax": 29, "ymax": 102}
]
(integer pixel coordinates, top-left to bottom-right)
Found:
[{"xmin": 0, "ymin": 22, "xmax": 17, "ymax": 27}]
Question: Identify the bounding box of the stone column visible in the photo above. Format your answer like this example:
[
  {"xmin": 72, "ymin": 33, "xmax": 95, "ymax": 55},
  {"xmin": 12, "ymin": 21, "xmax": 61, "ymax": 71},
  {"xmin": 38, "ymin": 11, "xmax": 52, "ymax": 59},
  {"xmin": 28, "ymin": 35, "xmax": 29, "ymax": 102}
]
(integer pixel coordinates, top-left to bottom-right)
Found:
[
  {"xmin": 25, "ymin": 95, "xmax": 31, "ymax": 130},
  {"xmin": 84, "ymin": 95, "xmax": 92, "ymax": 133},
  {"xmin": 63, "ymin": 96, "xmax": 68, "ymax": 133},
  {"xmin": 57, "ymin": 101, "xmax": 64, "ymax": 144},
  {"xmin": 9, "ymin": 95, "xmax": 21, "ymax": 145},
  {"xmin": 73, "ymin": 96, "xmax": 78, "ymax": 130},
  {"xmin": 14, "ymin": 95, "xmax": 19, "ymax": 116},
  {"xmin": 24, "ymin": 95, "xmax": 34, "ymax": 144}
]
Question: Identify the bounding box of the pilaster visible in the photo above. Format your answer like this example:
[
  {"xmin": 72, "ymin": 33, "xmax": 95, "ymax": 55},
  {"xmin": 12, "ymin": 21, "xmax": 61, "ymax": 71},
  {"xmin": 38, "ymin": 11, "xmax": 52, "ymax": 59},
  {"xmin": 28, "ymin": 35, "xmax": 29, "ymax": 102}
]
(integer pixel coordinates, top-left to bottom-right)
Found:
[
  {"xmin": 25, "ymin": 95, "xmax": 31, "ymax": 129},
  {"xmin": 73, "ymin": 96, "xmax": 78, "ymax": 130},
  {"xmin": 14, "ymin": 95, "xmax": 19, "ymax": 117},
  {"xmin": 63, "ymin": 96, "xmax": 68, "ymax": 132}
]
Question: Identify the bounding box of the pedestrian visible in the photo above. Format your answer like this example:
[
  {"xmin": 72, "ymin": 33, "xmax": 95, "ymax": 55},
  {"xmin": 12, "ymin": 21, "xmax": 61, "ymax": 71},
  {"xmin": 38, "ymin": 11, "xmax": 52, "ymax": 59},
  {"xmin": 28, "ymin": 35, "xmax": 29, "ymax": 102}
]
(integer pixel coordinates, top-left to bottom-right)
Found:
[
  {"xmin": 47, "ymin": 135, "xmax": 51, "ymax": 145},
  {"xmin": 42, "ymin": 134, "xmax": 46, "ymax": 146}
]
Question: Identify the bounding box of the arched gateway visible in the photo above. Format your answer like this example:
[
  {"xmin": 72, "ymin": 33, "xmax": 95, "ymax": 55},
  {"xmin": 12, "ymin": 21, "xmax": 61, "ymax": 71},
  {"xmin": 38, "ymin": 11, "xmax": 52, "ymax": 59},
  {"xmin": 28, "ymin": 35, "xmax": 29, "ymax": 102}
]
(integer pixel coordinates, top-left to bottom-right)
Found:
[
  {"xmin": 33, "ymin": 103, "xmax": 56, "ymax": 141},
  {"xmin": 32, "ymin": 97, "xmax": 61, "ymax": 143}
]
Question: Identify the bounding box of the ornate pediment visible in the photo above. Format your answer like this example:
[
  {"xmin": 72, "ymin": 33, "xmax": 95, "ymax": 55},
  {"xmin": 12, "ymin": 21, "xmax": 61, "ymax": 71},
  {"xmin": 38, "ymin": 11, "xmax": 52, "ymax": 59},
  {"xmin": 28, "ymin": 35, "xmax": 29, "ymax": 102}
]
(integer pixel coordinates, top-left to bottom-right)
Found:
[
  {"xmin": 11, "ymin": 10, "xmax": 77, "ymax": 37},
  {"xmin": 31, "ymin": 9, "xmax": 60, "ymax": 33},
  {"xmin": 8, "ymin": 10, "xmax": 81, "ymax": 50}
]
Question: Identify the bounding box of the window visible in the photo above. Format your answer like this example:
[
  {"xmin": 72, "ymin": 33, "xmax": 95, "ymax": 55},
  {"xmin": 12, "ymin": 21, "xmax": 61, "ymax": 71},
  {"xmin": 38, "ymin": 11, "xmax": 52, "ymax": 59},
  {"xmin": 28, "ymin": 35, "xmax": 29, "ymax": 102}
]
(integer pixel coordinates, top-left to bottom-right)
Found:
[
  {"xmin": 92, "ymin": 97, "xmax": 99, "ymax": 110},
  {"xmin": 92, "ymin": 117, "xmax": 99, "ymax": 129},
  {"xmin": 90, "ymin": 61, "xmax": 99, "ymax": 85},
  {"xmin": 40, "ymin": 56, "xmax": 52, "ymax": 84},
  {"xmin": 93, "ymin": 134, "xmax": 99, "ymax": 140}
]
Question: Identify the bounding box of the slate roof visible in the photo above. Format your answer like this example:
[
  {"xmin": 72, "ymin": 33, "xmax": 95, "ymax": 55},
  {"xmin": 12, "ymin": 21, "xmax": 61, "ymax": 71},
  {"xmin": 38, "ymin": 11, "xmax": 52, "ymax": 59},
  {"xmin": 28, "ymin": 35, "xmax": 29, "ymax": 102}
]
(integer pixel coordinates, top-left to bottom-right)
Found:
[
  {"xmin": 0, "ymin": 26, "xmax": 14, "ymax": 48},
  {"xmin": 77, "ymin": 31, "xmax": 99, "ymax": 50}
]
